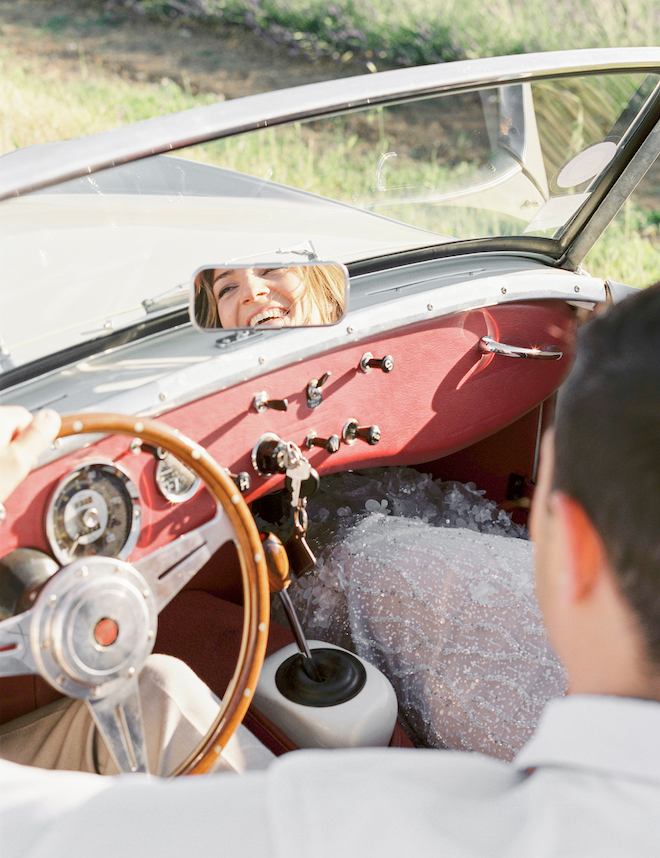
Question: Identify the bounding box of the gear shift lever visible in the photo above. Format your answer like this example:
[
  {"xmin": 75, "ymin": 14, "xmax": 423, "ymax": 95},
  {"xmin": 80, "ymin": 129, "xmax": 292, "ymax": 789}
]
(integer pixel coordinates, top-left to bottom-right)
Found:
[
  {"xmin": 260, "ymin": 532, "xmax": 367, "ymax": 704},
  {"xmin": 254, "ymin": 540, "xmax": 397, "ymax": 747},
  {"xmin": 260, "ymin": 532, "xmax": 320, "ymax": 681}
]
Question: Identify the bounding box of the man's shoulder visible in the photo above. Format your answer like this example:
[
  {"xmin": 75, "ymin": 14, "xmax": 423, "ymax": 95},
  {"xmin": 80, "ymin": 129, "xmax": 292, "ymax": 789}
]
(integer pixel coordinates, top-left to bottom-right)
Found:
[
  {"xmin": 274, "ymin": 744, "xmax": 516, "ymax": 795},
  {"xmin": 267, "ymin": 747, "xmax": 525, "ymax": 857}
]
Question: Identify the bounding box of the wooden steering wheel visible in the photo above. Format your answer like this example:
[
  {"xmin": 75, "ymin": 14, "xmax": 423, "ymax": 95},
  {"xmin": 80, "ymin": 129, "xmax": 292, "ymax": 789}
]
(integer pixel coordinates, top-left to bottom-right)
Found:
[{"xmin": 0, "ymin": 413, "xmax": 270, "ymax": 775}]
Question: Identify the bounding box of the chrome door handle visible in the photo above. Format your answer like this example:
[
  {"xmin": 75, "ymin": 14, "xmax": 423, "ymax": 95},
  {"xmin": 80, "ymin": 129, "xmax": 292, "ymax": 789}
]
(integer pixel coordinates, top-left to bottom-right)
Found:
[{"xmin": 478, "ymin": 335, "xmax": 563, "ymax": 360}]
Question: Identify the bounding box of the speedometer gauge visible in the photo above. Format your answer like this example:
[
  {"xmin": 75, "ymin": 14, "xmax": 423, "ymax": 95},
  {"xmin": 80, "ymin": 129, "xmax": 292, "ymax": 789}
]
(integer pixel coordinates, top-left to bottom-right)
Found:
[{"xmin": 46, "ymin": 463, "xmax": 141, "ymax": 564}]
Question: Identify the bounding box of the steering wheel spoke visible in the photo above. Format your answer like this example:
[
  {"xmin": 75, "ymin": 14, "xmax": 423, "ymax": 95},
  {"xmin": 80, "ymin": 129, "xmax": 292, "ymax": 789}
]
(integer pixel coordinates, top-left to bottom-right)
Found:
[
  {"xmin": 134, "ymin": 506, "xmax": 235, "ymax": 612},
  {"xmin": 87, "ymin": 676, "xmax": 149, "ymax": 774},
  {"xmin": 0, "ymin": 610, "xmax": 38, "ymax": 677}
]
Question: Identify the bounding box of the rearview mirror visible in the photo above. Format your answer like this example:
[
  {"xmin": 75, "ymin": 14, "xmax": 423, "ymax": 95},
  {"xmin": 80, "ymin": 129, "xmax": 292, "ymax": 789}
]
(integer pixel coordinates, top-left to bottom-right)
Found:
[{"xmin": 191, "ymin": 262, "xmax": 348, "ymax": 330}]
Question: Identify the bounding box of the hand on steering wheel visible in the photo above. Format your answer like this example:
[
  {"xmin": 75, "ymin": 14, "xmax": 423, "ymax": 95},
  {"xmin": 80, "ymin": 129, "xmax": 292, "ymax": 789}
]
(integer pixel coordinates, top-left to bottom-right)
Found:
[{"xmin": 0, "ymin": 413, "xmax": 270, "ymax": 775}]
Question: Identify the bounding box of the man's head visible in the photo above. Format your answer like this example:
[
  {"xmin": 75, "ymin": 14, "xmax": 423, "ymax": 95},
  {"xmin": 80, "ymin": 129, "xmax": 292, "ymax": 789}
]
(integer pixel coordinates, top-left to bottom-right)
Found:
[{"xmin": 531, "ymin": 281, "xmax": 660, "ymax": 695}]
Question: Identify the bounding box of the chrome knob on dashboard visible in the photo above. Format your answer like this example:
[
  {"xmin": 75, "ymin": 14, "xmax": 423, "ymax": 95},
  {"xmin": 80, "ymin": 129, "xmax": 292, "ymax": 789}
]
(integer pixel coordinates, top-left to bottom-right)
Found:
[
  {"xmin": 359, "ymin": 352, "xmax": 394, "ymax": 373},
  {"xmin": 342, "ymin": 420, "xmax": 381, "ymax": 446},
  {"xmin": 305, "ymin": 432, "xmax": 341, "ymax": 454},
  {"xmin": 227, "ymin": 470, "xmax": 251, "ymax": 493},
  {"xmin": 252, "ymin": 391, "xmax": 288, "ymax": 413}
]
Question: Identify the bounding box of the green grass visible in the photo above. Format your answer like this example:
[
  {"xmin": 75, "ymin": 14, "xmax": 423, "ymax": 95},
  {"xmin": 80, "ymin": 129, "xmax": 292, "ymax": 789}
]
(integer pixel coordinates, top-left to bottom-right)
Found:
[
  {"xmin": 584, "ymin": 201, "xmax": 660, "ymax": 288},
  {"xmin": 0, "ymin": 59, "xmax": 217, "ymax": 151},
  {"xmin": 42, "ymin": 15, "xmax": 72, "ymax": 32},
  {"xmin": 107, "ymin": 0, "xmax": 660, "ymax": 69}
]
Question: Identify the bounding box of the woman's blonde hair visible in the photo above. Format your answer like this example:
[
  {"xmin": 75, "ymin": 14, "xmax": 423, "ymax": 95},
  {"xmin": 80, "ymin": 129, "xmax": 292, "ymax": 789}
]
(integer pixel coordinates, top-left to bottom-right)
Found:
[{"xmin": 194, "ymin": 264, "xmax": 346, "ymax": 328}]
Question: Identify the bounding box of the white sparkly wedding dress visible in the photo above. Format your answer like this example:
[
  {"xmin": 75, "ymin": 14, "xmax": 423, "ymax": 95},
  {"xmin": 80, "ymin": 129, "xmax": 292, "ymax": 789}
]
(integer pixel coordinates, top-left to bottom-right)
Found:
[{"xmin": 282, "ymin": 468, "xmax": 567, "ymax": 761}]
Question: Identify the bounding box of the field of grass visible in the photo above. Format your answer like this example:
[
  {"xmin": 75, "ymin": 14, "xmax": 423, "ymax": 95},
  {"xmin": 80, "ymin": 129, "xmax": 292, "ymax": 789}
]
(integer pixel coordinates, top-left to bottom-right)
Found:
[
  {"xmin": 114, "ymin": 0, "xmax": 660, "ymax": 69},
  {"xmin": 0, "ymin": 59, "xmax": 214, "ymax": 153}
]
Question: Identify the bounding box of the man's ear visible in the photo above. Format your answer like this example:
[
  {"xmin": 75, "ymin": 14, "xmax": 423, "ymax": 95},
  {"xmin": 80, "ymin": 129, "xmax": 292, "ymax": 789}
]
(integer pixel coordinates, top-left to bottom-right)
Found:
[{"xmin": 552, "ymin": 492, "xmax": 608, "ymax": 602}]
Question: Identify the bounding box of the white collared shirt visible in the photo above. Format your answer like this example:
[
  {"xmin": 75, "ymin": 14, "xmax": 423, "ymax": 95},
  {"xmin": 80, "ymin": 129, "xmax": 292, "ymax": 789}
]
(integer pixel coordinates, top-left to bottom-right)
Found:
[{"xmin": 2, "ymin": 695, "xmax": 660, "ymax": 857}]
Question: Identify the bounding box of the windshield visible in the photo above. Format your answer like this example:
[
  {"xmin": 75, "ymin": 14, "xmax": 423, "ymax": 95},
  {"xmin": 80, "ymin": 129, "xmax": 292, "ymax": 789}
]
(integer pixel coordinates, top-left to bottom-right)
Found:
[{"xmin": 1, "ymin": 68, "xmax": 658, "ymax": 371}]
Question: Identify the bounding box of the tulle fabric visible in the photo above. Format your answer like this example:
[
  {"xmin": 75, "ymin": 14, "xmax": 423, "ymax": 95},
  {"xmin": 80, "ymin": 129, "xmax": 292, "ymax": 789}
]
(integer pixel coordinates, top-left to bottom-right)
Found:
[{"xmin": 280, "ymin": 468, "xmax": 567, "ymax": 760}]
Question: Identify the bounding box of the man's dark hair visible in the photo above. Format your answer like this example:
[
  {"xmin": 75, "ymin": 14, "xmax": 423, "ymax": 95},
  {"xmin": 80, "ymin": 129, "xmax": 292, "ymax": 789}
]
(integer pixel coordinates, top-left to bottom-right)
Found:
[{"xmin": 553, "ymin": 281, "xmax": 660, "ymax": 666}]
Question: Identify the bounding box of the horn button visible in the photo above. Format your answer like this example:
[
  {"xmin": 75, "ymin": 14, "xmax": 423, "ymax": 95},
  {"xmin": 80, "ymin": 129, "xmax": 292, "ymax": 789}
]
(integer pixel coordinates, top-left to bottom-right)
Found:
[
  {"xmin": 94, "ymin": 617, "xmax": 119, "ymax": 647},
  {"xmin": 31, "ymin": 556, "xmax": 158, "ymax": 700}
]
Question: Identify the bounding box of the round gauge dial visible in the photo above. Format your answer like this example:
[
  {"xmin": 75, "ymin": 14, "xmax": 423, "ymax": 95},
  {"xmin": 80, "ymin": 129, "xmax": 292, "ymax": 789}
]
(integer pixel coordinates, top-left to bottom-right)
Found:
[
  {"xmin": 46, "ymin": 463, "xmax": 141, "ymax": 565},
  {"xmin": 155, "ymin": 450, "xmax": 201, "ymax": 503}
]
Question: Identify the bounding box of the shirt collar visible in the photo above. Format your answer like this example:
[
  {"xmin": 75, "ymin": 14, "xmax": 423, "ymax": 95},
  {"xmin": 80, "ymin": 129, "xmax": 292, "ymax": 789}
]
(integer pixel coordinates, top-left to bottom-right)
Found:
[{"xmin": 514, "ymin": 694, "xmax": 660, "ymax": 784}]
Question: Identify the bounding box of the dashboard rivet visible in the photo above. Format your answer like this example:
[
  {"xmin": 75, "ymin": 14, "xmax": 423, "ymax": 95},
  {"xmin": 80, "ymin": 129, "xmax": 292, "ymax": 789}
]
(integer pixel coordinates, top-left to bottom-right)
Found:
[
  {"xmin": 73, "ymin": 420, "xmax": 84, "ymax": 433},
  {"xmin": 143, "ymin": 589, "xmax": 150, "ymax": 598},
  {"xmin": 427, "ymin": 303, "xmax": 433, "ymax": 311},
  {"xmin": 134, "ymin": 422, "xmax": 144, "ymax": 434},
  {"xmin": 148, "ymin": 630, "xmax": 154, "ymax": 639},
  {"xmin": 501, "ymin": 287, "xmax": 507, "ymax": 294},
  {"xmin": 231, "ymin": 494, "xmax": 240, "ymax": 505},
  {"xmin": 191, "ymin": 448, "xmax": 201, "ymax": 460},
  {"xmin": 48, "ymin": 594, "xmax": 57, "ymax": 605},
  {"xmin": 574, "ymin": 284, "xmax": 581, "ymax": 292},
  {"xmin": 214, "ymin": 745, "xmax": 223, "ymax": 755},
  {"xmin": 258, "ymin": 622, "xmax": 267, "ymax": 633},
  {"xmin": 244, "ymin": 688, "xmax": 251, "ymax": 697},
  {"xmin": 258, "ymin": 356, "xmax": 266, "ymax": 364},
  {"xmin": 159, "ymin": 392, "xmax": 167, "ymax": 401},
  {"xmin": 254, "ymin": 552, "xmax": 263, "ymax": 564},
  {"xmin": 127, "ymin": 667, "xmax": 136, "ymax": 677},
  {"xmin": 347, "ymin": 326, "xmax": 354, "ymax": 334}
]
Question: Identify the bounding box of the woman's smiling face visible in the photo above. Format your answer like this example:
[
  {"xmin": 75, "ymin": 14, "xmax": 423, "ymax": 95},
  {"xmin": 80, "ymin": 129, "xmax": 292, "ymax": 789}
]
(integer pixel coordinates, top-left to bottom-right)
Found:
[{"xmin": 212, "ymin": 267, "xmax": 312, "ymax": 328}]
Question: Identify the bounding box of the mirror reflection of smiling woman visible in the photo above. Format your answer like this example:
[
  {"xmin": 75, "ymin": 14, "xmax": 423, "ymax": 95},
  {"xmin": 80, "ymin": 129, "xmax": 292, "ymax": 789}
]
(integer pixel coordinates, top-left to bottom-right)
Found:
[{"xmin": 194, "ymin": 265, "xmax": 345, "ymax": 328}]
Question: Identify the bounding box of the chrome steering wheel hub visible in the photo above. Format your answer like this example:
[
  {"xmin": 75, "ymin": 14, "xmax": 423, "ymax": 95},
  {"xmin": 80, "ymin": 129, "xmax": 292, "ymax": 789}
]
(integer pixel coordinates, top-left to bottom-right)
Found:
[{"xmin": 31, "ymin": 556, "xmax": 158, "ymax": 700}]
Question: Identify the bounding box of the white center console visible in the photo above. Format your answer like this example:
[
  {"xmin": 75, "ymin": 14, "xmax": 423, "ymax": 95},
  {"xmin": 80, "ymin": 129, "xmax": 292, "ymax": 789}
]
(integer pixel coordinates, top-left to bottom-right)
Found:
[{"xmin": 253, "ymin": 640, "xmax": 398, "ymax": 749}]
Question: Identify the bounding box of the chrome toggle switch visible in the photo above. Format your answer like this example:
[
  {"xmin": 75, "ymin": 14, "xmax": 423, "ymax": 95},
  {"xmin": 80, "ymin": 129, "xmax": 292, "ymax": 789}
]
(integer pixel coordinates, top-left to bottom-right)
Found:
[
  {"xmin": 359, "ymin": 352, "xmax": 394, "ymax": 373},
  {"xmin": 342, "ymin": 420, "xmax": 381, "ymax": 446},
  {"xmin": 253, "ymin": 391, "xmax": 289, "ymax": 413},
  {"xmin": 305, "ymin": 432, "xmax": 341, "ymax": 454},
  {"xmin": 306, "ymin": 371, "xmax": 331, "ymax": 409}
]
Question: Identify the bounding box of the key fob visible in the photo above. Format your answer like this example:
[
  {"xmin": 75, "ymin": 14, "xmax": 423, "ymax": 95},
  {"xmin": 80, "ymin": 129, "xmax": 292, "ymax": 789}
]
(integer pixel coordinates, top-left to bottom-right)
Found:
[{"xmin": 285, "ymin": 531, "xmax": 317, "ymax": 577}]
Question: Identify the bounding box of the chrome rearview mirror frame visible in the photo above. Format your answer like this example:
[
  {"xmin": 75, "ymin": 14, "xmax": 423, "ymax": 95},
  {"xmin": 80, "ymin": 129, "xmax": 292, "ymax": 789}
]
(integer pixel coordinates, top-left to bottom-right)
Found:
[{"xmin": 190, "ymin": 261, "xmax": 349, "ymax": 332}]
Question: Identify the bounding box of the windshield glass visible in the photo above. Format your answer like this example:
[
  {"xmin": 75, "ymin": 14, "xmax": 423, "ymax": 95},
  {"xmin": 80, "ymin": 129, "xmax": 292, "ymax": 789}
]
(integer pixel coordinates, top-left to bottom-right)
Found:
[{"xmin": 1, "ymin": 68, "xmax": 658, "ymax": 371}]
